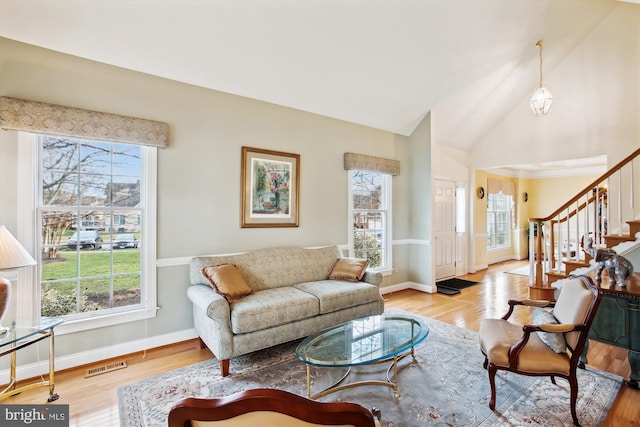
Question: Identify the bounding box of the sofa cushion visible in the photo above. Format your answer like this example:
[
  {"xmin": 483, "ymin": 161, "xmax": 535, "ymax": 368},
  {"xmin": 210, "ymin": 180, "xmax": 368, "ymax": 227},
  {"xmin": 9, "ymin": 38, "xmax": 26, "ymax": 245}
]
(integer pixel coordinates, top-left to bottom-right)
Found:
[
  {"xmin": 201, "ymin": 264, "xmax": 253, "ymax": 303},
  {"xmin": 328, "ymin": 257, "xmax": 369, "ymax": 282},
  {"xmin": 230, "ymin": 287, "xmax": 319, "ymax": 334},
  {"xmin": 294, "ymin": 280, "xmax": 380, "ymax": 314}
]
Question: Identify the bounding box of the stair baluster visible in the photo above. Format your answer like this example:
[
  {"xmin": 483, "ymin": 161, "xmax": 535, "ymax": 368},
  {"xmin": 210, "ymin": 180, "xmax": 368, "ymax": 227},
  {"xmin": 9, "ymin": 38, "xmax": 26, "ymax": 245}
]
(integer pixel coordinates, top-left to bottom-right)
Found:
[{"xmin": 528, "ymin": 147, "xmax": 640, "ymax": 299}]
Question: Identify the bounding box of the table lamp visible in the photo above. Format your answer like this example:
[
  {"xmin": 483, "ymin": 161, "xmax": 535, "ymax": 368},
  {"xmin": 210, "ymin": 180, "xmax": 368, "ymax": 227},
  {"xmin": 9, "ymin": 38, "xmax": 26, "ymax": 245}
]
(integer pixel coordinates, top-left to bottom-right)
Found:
[{"xmin": 0, "ymin": 225, "xmax": 37, "ymax": 335}]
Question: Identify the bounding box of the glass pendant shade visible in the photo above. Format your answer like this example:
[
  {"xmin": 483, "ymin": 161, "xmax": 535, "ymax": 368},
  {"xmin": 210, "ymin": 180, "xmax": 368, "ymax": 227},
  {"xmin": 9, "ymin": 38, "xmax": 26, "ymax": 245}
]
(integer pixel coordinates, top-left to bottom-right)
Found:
[
  {"xmin": 530, "ymin": 39, "xmax": 553, "ymax": 116},
  {"xmin": 529, "ymin": 87, "xmax": 554, "ymax": 116}
]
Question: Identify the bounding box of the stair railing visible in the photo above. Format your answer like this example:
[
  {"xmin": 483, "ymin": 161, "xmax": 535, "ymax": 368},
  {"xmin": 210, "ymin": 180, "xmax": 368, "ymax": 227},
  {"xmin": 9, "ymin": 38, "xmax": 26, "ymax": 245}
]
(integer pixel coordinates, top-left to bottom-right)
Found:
[{"xmin": 528, "ymin": 147, "xmax": 640, "ymax": 292}]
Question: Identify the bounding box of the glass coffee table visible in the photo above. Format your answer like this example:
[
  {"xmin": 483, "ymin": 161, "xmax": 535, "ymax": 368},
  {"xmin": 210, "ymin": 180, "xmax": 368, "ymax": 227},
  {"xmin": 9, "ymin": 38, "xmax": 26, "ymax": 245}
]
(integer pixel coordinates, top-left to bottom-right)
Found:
[{"xmin": 295, "ymin": 313, "xmax": 429, "ymax": 399}]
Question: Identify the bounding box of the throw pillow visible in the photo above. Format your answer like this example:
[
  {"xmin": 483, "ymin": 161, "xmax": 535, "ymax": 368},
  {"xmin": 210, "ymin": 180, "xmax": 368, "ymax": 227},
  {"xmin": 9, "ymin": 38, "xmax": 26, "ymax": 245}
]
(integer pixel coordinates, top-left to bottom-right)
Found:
[
  {"xmin": 328, "ymin": 257, "xmax": 369, "ymax": 282},
  {"xmin": 532, "ymin": 307, "xmax": 567, "ymax": 353},
  {"xmin": 201, "ymin": 264, "xmax": 252, "ymax": 303}
]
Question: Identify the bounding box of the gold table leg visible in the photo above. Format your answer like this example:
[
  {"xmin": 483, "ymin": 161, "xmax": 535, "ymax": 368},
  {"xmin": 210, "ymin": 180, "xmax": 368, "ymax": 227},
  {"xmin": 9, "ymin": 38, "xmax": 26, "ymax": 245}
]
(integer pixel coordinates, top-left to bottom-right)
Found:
[{"xmin": 306, "ymin": 346, "xmax": 416, "ymax": 400}]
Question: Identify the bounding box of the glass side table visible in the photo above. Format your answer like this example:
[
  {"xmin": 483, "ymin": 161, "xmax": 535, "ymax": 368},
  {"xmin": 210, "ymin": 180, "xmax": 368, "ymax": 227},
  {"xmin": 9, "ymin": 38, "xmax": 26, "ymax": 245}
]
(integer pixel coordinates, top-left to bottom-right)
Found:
[{"xmin": 0, "ymin": 317, "xmax": 64, "ymax": 402}]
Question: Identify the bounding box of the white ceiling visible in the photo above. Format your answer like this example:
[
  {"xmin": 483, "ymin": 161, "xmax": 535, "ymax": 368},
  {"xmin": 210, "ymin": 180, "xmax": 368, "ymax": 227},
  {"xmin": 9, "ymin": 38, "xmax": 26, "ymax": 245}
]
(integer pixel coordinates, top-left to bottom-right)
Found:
[
  {"xmin": 0, "ymin": 0, "xmax": 634, "ymax": 157},
  {"xmin": 493, "ymin": 155, "xmax": 608, "ymax": 178}
]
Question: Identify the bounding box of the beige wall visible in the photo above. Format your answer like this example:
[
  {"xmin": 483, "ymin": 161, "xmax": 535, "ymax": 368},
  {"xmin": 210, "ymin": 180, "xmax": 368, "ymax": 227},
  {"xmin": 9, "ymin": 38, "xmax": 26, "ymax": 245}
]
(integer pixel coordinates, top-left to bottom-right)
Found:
[
  {"xmin": 526, "ymin": 174, "xmax": 601, "ymax": 219},
  {"xmin": 0, "ymin": 37, "xmax": 416, "ymax": 368}
]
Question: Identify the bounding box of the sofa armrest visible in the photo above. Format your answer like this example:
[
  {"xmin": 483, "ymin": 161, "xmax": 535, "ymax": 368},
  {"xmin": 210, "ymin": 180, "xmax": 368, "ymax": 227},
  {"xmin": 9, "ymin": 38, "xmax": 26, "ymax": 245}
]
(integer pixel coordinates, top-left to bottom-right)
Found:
[
  {"xmin": 187, "ymin": 285, "xmax": 234, "ymax": 360},
  {"xmin": 361, "ymin": 270, "xmax": 383, "ymax": 286},
  {"xmin": 187, "ymin": 285, "xmax": 231, "ymax": 321}
]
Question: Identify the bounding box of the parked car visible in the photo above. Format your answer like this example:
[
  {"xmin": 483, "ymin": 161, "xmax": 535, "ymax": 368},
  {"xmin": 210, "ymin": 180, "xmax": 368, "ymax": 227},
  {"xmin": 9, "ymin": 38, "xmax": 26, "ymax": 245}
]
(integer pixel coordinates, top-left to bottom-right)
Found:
[
  {"xmin": 67, "ymin": 231, "xmax": 103, "ymax": 250},
  {"xmin": 113, "ymin": 233, "xmax": 138, "ymax": 249}
]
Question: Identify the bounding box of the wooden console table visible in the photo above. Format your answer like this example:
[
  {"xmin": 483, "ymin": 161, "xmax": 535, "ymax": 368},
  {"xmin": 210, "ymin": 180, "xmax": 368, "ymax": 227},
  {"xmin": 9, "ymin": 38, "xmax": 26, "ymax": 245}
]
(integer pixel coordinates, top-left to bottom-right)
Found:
[
  {"xmin": 0, "ymin": 317, "xmax": 64, "ymax": 401},
  {"xmin": 580, "ymin": 272, "xmax": 640, "ymax": 388}
]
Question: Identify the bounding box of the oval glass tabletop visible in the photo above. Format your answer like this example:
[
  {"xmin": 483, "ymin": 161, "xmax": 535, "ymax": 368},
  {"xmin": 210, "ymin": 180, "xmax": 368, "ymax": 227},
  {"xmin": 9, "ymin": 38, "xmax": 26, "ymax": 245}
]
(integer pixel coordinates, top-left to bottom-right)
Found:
[{"xmin": 295, "ymin": 313, "xmax": 429, "ymax": 367}]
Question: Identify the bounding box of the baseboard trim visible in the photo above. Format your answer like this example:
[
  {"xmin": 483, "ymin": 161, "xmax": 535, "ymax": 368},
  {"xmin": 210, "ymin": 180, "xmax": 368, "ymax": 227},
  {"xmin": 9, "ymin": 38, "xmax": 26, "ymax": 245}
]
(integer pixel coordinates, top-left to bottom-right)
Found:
[
  {"xmin": 474, "ymin": 264, "xmax": 489, "ymax": 272},
  {"xmin": 380, "ymin": 281, "xmax": 436, "ymax": 294},
  {"xmin": 0, "ymin": 328, "xmax": 198, "ymax": 383}
]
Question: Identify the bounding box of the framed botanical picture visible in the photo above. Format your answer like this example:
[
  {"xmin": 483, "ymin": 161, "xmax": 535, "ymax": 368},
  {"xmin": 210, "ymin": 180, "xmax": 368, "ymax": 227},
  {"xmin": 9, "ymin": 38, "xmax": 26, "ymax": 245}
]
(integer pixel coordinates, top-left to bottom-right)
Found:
[{"xmin": 241, "ymin": 146, "xmax": 300, "ymax": 228}]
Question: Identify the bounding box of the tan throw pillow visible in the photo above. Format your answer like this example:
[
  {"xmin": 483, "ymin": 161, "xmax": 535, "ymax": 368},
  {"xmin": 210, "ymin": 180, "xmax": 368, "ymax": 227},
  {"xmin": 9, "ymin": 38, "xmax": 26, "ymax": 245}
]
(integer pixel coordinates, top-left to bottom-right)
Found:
[
  {"xmin": 328, "ymin": 257, "xmax": 369, "ymax": 282},
  {"xmin": 201, "ymin": 264, "xmax": 252, "ymax": 303}
]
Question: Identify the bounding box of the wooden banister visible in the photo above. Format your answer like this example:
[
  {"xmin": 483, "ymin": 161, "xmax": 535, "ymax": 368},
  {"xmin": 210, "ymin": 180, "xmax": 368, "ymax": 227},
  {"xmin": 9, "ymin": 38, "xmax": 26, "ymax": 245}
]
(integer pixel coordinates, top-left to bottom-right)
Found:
[
  {"xmin": 531, "ymin": 147, "xmax": 639, "ymax": 224},
  {"xmin": 528, "ymin": 147, "xmax": 640, "ymax": 295}
]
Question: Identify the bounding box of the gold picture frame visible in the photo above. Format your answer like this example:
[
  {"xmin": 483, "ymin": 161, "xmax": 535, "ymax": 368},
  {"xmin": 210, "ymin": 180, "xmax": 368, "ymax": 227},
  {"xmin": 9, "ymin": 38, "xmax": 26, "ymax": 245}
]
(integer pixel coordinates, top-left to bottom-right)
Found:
[{"xmin": 241, "ymin": 146, "xmax": 300, "ymax": 228}]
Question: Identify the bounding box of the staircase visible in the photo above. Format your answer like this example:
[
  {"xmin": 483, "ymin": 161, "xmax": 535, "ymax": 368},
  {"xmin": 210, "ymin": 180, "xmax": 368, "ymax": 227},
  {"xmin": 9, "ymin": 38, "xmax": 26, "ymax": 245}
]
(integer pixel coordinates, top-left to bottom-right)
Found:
[{"xmin": 528, "ymin": 147, "xmax": 640, "ymax": 300}]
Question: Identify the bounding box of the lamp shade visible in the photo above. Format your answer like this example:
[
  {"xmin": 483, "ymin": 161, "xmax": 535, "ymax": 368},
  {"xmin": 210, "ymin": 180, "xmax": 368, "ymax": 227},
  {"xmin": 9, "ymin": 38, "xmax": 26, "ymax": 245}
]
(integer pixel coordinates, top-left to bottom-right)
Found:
[
  {"xmin": 0, "ymin": 225, "xmax": 36, "ymax": 270},
  {"xmin": 529, "ymin": 87, "xmax": 554, "ymax": 116}
]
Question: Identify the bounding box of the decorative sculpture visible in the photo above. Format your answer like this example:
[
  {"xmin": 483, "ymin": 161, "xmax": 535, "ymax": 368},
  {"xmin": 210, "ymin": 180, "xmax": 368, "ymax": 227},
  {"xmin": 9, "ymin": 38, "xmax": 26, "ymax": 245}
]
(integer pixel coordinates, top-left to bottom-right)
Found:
[
  {"xmin": 594, "ymin": 248, "xmax": 634, "ymax": 287},
  {"xmin": 584, "ymin": 237, "xmax": 597, "ymax": 259}
]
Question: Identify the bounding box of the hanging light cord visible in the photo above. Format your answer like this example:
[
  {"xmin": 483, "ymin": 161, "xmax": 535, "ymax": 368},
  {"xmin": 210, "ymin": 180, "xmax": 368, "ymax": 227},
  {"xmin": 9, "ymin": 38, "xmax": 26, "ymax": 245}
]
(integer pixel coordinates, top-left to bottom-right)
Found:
[{"xmin": 536, "ymin": 39, "xmax": 544, "ymax": 89}]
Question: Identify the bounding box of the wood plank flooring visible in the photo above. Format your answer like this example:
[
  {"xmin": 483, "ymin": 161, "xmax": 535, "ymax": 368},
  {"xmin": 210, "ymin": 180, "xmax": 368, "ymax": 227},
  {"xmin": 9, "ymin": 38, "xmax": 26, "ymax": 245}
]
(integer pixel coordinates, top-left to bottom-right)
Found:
[{"xmin": 4, "ymin": 260, "xmax": 639, "ymax": 426}]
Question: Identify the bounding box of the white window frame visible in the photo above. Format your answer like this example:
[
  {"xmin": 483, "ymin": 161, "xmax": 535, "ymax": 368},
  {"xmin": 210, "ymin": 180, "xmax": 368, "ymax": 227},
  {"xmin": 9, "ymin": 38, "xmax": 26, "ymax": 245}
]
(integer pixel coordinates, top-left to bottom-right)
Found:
[
  {"xmin": 487, "ymin": 192, "xmax": 512, "ymax": 250},
  {"xmin": 347, "ymin": 170, "xmax": 392, "ymax": 274},
  {"xmin": 17, "ymin": 132, "xmax": 158, "ymax": 335}
]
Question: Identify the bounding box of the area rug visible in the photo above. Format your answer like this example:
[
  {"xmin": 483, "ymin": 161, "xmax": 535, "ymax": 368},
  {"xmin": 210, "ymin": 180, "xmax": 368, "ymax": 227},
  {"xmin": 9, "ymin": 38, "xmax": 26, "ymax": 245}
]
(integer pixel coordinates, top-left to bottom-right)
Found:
[
  {"xmin": 504, "ymin": 266, "xmax": 531, "ymax": 276},
  {"xmin": 118, "ymin": 313, "xmax": 622, "ymax": 427},
  {"xmin": 437, "ymin": 278, "xmax": 480, "ymax": 295}
]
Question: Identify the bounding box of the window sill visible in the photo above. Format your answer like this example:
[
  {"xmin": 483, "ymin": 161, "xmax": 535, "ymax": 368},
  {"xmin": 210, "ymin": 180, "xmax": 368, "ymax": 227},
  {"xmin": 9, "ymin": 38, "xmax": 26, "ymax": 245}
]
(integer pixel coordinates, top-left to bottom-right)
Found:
[
  {"xmin": 377, "ymin": 268, "xmax": 394, "ymax": 276},
  {"xmin": 54, "ymin": 306, "xmax": 159, "ymax": 336}
]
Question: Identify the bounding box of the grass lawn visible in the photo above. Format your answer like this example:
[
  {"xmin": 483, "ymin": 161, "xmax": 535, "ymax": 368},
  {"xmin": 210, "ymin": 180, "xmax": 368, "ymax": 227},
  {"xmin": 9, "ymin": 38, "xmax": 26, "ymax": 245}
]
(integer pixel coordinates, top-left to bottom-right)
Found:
[{"xmin": 42, "ymin": 249, "xmax": 140, "ymax": 314}]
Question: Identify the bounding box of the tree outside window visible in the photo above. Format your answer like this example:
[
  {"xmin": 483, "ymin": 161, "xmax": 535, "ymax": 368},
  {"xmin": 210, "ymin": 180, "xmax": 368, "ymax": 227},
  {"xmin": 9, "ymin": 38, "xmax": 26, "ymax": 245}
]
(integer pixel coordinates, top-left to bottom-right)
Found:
[
  {"xmin": 39, "ymin": 136, "xmax": 143, "ymax": 318},
  {"xmin": 350, "ymin": 170, "xmax": 390, "ymax": 269}
]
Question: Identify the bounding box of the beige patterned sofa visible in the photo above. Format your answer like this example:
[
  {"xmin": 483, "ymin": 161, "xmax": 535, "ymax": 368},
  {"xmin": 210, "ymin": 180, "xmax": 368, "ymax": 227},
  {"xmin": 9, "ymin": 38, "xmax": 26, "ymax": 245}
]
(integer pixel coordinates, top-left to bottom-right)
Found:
[{"xmin": 188, "ymin": 245, "xmax": 385, "ymax": 376}]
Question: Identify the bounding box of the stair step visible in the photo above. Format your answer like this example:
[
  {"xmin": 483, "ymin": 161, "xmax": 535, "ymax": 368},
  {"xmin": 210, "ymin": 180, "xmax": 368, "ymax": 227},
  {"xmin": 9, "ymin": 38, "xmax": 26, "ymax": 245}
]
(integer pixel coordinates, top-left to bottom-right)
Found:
[
  {"xmin": 605, "ymin": 234, "xmax": 636, "ymax": 248},
  {"xmin": 564, "ymin": 260, "xmax": 590, "ymax": 275},
  {"xmin": 546, "ymin": 271, "xmax": 568, "ymax": 285},
  {"xmin": 628, "ymin": 220, "xmax": 640, "ymax": 238},
  {"xmin": 584, "ymin": 252, "xmax": 594, "ymax": 263}
]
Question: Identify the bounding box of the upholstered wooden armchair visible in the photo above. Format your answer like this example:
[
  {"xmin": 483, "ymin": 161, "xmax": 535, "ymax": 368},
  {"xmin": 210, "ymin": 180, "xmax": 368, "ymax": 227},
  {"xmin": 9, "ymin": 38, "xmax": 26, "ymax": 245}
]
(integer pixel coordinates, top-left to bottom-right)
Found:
[
  {"xmin": 478, "ymin": 275, "xmax": 601, "ymax": 426},
  {"xmin": 167, "ymin": 388, "xmax": 381, "ymax": 427}
]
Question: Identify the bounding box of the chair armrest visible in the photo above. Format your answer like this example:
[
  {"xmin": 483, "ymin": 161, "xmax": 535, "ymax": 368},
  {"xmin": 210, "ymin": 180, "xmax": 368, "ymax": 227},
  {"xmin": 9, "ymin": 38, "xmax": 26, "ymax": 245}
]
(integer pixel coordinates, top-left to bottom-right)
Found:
[
  {"xmin": 536, "ymin": 323, "xmax": 574, "ymax": 333},
  {"xmin": 507, "ymin": 322, "xmax": 588, "ymax": 366},
  {"xmin": 523, "ymin": 323, "xmax": 581, "ymax": 334},
  {"xmin": 501, "ymin": 299, "xmax": 554, "ymax": 320},
  {"xmin": 519, "ymin": 299, "xmax": 555, "ymax": 308}
]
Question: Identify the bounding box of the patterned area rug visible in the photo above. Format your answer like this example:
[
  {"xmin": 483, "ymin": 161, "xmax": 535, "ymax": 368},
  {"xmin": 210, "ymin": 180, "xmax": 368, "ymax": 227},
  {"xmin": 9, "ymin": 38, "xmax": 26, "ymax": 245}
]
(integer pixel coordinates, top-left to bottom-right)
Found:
[{"xmin": 118, "ymin": 314, "xmax": 622, "ymax": 427}]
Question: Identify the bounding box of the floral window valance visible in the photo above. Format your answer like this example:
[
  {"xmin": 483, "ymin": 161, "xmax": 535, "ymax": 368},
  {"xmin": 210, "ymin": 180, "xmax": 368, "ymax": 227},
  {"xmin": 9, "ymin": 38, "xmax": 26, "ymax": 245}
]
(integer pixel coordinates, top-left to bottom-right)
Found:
[
  {"xmin": 0, "ymin": 96, "xmax": 169, "ymax": 148},
  {"xmin": 343, "ymin": 152, "xmax": 400, "ymax": 175}
]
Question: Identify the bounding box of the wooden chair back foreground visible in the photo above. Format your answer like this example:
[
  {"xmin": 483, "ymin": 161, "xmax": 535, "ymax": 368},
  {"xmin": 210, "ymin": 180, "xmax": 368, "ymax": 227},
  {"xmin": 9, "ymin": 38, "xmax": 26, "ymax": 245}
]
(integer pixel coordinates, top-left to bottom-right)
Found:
[
  {"xmin": 478, "ymin": 275, "xmax": 602, "ymax": 427},
  {"xmin": 167, "ymin": 388, "xmax": 381, "ymax": 427}
]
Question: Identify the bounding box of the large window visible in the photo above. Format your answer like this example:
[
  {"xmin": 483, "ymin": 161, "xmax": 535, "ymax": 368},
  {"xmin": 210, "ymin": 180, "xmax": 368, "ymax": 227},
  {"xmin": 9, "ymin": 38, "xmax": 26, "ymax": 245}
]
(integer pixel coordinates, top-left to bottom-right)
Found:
[
  {"xmin": 11, "ymin": 133, "xmax": 159, "ymax": 331},
  {"xmin": 487, "ymin": 192, "xmax": 511, "ymax": 249},
  {"xmin": 349, "ymin": 170, "xmax": 391, "ymax": 270},
  {"xmin": 39, "ymin": 136, "xmax": 146, "ymax": 319}
]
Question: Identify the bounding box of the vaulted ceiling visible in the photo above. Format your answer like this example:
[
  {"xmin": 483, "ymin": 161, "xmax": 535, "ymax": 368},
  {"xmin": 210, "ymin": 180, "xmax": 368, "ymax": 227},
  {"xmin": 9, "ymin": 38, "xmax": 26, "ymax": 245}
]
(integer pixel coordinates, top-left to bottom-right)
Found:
[{"xmin": 0, "ymin": 0, "xmax": 637, "ymax": 155}]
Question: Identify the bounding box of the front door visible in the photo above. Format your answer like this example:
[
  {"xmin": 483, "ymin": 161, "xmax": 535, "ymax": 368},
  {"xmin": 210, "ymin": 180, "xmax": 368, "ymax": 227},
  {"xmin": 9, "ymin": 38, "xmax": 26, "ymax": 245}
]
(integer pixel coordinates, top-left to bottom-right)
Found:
[{"xmin": 434, "ymin": 179, "xmax": 456, "ymax": 280}]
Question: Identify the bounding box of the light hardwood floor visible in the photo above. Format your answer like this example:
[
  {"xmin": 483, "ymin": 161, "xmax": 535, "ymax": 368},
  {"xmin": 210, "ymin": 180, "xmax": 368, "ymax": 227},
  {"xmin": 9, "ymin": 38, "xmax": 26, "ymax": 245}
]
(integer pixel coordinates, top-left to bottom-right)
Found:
[{"xmin": 5, "ymin": 260, "xmax": 639, "ymax": 426}]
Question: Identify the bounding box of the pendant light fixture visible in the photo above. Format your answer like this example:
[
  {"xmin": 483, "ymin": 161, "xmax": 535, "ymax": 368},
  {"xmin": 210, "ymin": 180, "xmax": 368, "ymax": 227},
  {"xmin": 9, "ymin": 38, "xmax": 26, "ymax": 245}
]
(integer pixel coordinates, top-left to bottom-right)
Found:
[{"xmin": 529, "ymin": 39, "xmax": 554, "ymax": 116}]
